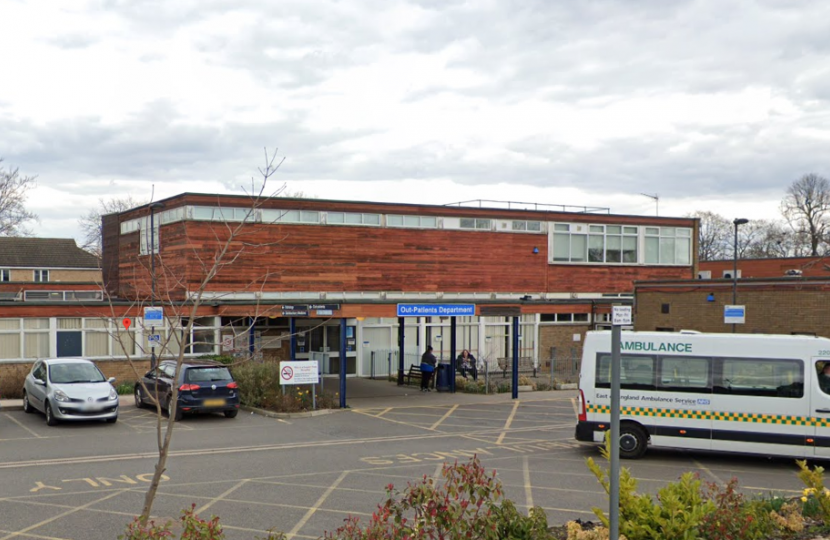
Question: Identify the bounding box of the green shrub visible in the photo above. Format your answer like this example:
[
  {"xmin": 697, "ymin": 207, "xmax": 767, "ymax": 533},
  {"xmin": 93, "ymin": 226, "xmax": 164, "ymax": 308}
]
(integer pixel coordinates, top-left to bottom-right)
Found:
[
  {"xmin": 116, "ymin": 382, "xmax": 135, "ymax": 395},
  {"xmin": 586, "ymin": 437, "xmax": 713, "ymax": 540},
  {"xmin": 120, "ymin": 505, "xmax": 224, "ymax": 539},
  {"xmin": 323, "ymin": 456, "xmax": 552, "ymax": 540},
  {"xmin": 230, "ymin": 362, "xmax": 281, "ymax": 408},
  {"xmin": 699, "ymin": 477, "xmax": 771, "ymax": 540}
]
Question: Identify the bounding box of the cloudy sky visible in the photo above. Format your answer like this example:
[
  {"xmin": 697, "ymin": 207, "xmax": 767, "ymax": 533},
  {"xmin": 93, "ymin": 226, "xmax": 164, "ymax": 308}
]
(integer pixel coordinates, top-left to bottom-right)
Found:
[{"xmin": 2, "ymin": 0, "xmax": 829, "ymax": 242}]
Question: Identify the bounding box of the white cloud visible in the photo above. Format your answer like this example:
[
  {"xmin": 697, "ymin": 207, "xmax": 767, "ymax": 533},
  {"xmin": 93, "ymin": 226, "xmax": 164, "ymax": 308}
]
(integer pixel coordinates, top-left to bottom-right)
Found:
[{"xmin": 1, "ymin": 0, "xmax": 829, "ymax": 243}]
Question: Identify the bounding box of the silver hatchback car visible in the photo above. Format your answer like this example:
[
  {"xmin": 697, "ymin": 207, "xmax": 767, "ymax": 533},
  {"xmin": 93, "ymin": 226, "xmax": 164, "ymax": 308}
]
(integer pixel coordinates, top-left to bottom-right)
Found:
[{"xmin": 22, "ymin": 358, "xmax": 119, "ymax": 426}]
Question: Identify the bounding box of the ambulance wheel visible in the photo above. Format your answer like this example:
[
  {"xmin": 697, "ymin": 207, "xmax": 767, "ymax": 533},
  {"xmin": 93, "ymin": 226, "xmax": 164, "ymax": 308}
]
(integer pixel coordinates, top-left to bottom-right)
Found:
[{"xmin": 619, "ymin": 424, "xmax": 647, "ymax": 459}]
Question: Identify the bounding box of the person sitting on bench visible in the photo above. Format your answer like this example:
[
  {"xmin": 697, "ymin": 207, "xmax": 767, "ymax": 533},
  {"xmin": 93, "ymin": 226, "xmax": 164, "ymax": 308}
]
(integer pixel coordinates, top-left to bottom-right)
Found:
[{"xmin": 457, "ymin": 349, "xmax": 478, "ymax": 381}]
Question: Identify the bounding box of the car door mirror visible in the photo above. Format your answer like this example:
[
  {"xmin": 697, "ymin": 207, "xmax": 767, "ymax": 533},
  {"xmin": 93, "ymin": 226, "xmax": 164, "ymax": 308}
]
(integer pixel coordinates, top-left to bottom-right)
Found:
[
  {"xmin": 107, "ymin": 377, "xmax": 116, "ymax": 384},
  {"xmin": 34, "ymin": 378, "xmax": 46, "ymax": 386}
]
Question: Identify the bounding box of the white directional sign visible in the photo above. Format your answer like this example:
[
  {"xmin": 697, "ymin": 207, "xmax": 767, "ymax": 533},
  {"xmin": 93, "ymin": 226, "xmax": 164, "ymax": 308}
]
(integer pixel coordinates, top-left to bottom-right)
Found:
[
  {"xmin": 724, "ymin": 305, "xmax": 746, "ymax": 324},
  {"xmin": 279, "ymin": 361, "xmax": 319, "ymax": 385},
  {"xmin": 612, "ymin": 306, "xmax": 632, "ymax": 326},
  {"xmin": 143, "ymin": 307, "xmax": 163, "ymax": 326}
]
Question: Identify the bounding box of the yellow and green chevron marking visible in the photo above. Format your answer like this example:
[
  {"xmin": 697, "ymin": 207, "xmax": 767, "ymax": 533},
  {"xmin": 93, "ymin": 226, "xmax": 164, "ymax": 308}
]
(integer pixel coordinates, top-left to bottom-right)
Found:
[{"xmin": 587, "ymin": 404, "xmax": 830, "ymax": 427}]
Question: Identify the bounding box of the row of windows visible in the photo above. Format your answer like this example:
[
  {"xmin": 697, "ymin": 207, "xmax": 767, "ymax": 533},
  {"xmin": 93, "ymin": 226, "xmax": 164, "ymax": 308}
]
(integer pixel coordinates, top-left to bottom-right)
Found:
[
  {"xmin": 553, "ymin": 225, "xmax": 692, "ymax": 265},
  {"xmin": 0, "ymin": 269, "xmax": 49, "ymax": 282},
  {"xmin": 122, "ymin": 206, "xmax": 548, "ymax": 233},
  {"xmin": 595, "ymin": 353, "xmax": 804, "ymax": 398}
]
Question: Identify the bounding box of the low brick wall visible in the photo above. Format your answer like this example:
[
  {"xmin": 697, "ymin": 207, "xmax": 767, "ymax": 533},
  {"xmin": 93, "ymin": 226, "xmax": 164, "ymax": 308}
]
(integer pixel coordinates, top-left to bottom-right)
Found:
[{"xmin": 0, "ymin": 359, "xmax": 152, "ymax": 399}]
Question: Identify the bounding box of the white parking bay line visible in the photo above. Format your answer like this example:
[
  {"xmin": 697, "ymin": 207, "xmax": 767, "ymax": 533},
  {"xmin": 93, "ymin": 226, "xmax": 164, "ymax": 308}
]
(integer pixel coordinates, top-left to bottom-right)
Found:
[{"xmin": 4, "ymin": 413, "xmax": 44, "ymax": 438}]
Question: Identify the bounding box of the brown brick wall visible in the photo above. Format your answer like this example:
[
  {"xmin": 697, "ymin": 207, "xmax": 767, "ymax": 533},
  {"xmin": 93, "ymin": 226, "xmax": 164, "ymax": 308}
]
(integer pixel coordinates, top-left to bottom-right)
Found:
[
  {"xmin": 0, "ymin": 359, "xmax": 151, "ymax": 399},
  {"xmin": 635, "ymin": 284, "xmax": 830, "ymax": 336},
  {"xmin": 539, "ymin": 323, "xmax": 591, "ymax": 368}
]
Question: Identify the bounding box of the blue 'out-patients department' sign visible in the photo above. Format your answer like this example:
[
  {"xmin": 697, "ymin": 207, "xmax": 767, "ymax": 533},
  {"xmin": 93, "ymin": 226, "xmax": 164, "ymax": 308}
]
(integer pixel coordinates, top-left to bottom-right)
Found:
[{"xmin": 396, "ymin": 304, "xmax": 476, "ymax": 317}]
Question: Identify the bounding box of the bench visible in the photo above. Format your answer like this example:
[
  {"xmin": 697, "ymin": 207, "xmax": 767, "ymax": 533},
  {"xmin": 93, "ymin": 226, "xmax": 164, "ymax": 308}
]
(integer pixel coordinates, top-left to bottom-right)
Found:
[
  {"xmin": 403, "ymin": 365, "xmax": 422, "ymax": 385},
  {"xmin": 496, "ymin": 357, "xmax": 537, "ymax": 378}
]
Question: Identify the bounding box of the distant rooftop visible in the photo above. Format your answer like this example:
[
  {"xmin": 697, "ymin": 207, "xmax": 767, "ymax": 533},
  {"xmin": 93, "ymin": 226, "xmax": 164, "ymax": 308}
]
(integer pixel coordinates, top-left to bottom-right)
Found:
[
  {"xmin": 444, "ymin": 199, "xmax": 610, "ymax": 214},
  {"xmin": 0, "ymin": 238, "xmax": 99, "ymax": 269}
]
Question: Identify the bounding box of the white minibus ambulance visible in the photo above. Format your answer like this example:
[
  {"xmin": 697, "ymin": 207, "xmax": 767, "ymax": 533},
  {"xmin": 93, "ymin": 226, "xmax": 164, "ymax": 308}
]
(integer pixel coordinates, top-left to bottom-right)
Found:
[{"xmin": 575, "ymin": 330, "xmax": 830, "ymax": 459}]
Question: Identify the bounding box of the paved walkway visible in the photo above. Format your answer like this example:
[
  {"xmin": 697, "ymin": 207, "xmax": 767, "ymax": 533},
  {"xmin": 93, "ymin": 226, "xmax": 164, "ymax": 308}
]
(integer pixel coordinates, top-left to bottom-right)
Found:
[{"xmin": 0, "ymin": 375, "xmax": 572, "ymax": 412}]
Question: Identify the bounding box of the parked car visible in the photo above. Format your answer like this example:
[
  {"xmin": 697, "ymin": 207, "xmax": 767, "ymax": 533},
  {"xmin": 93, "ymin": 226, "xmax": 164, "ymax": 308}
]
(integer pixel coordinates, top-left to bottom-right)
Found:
[
  {"xmin": 22, "ymin": 358, "xmax": 119, "ymax": 426},
  {"xmin": 134, "ymin": 359, "xmax": 239, "ymax": 420}
]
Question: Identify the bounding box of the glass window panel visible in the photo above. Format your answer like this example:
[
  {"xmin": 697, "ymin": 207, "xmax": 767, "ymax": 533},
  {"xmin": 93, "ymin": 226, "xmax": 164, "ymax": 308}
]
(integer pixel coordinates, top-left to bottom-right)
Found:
[
  {"xmin": 719, "ymin": 358, "xmax": 803, "ymax": 398},
  {"xmin": 661, "ymin": 227, "xmax": 676, "ymax": 236},
  {"xmin": 86, "ymin": 332, "xmax": 109, "ymax": 356},
  {"xmin": 527, "ymin": 221, "xmax": 541, "ymax": 231},
  {"xmin": 645, "ymin": 237, "xmax": 659, "ymax": 263},
  {"xmin": 623, "ymin": 226, "xmax": 638, "ymax": 234},
  {"xmin": 589, "ymin": 225, "xmax": 604, "ymax": 233},
  {"xmin": 623, "ymin": 236, "xmax": 638, "ymax": 263},
  {"xmin": 554, "ymin": 224, "xmax": 569, "ymax": 232},
  {"xmin": 676, "ymin": 237, "xmax": 691, "ymax": 265},
  {"xmin": 0, "ymin": 334, "xmax": 20, "ymax": 359},
  {"xmin": 661, "ymin": 357, "xmax": 709, "ymax": 388},
  {"xmin": 364, "ymin": 214, "xmax": 380, "ymax": 225},
  {"xmin": 605, "ymin": 235, "xmax": 621, "ymax": 263},
  {"xmin": 460, "ymin": 218, "xmax": 475, "ymax": 228},
  {"xmin": 512, "ymin": 221, "xmax": 527, "ymax": 231},
  {"xmin": 404, "ymin": 215, "xmax": 420, "ymax": 226},
  {"xmin": 556, "ymin": 313, "xmax": 572, "ymax": 322},
  {"xmin": 191, "ymin": 329, "xmax": 215, "ymax": 354},
  {"xmin": 421, "ymin": 217, "xmax": 437, "ymax": 227},
  {"xmin": 282, "ymin": 210, "xmax": 300, "ymax": 222},
  {"xmin": 344, "ymin": 213, "xmax": 362, "ymax": 224},
  {"xmin": 192, "ymin": 207, "xmax": 213, "ymax": 220},
  {"xmin": 570, "ymin": 234, "xmax": 587, "ymax": 262},
  {"xmin": 301, "ymin": 211, "xmax": 319, "ymax": 222},
  {"xmin": 84, "ymin": 319, "xmax": 107, "ymax": 329},
  {"xmin": 58, "ymin": 318, "xmax": 82, "ymax": 330},
  {"xmin": 606, "ymin": 225, "xmax": 621, "ymax": 234},
  {"xmin": 24, "ymin": 333, "xmax": 48, "ymax": 358},
  {"xmin": 645, "ymin": 227, "xmax": 660, "ymax": 235},
  {"xmin": 476, "ymin": 219, "xmax": 491, "ymax": 229},
  {"xmin": 573, "ymin": 313, "xmax": 589, "ymax": 322},
  {"xmin": 327, "ymin": 212, "xmax": 344, "ymax": 224},
  {"xmin": 553, "ymin": 234, "xmax": 570, "ymax": 261},
  {"xmin": 388, "ymin": 215, "xmax": 403, "ymax": 226},
  {"xmin": 0, "ymin": 319, "xmax": 20, "ymax": 330},
  {"xmin": 111, "ymin": 331, "xmax": 136, "ymax": 356},
  {"xmin": 588, "ymin": 235, "xmax": 604, "ymax": 262},
  {"xmin": 660, "ymin": 238, "xmax": 675, "ymax": 264},
  {"xmin": 596, "ymin": 354, "xmax": 654, "ymax": 387},
  {"xmin": 24, "ymin": 319, "xmax": 49, "ymax": 330},
  {"xmin": 677, "ymin": 228, "xmax": 692, "ymax": 237}
]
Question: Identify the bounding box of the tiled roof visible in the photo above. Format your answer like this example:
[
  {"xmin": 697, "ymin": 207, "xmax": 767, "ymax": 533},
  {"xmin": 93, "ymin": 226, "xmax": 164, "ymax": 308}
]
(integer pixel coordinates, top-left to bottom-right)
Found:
[{"xmin": 0, "ymin": 238, "xmax": 99, "ymax": 269}]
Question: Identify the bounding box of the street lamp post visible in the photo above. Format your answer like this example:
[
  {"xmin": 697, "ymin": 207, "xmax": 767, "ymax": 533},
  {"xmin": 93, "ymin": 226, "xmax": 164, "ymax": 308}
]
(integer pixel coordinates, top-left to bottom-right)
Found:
[
  {"xmin": 149, "ymin": 202, "xmax": 165, "ymax": 369},
  {"xmin": 732, "ymin": 218, "xmax": 749, "ymax": 333}
]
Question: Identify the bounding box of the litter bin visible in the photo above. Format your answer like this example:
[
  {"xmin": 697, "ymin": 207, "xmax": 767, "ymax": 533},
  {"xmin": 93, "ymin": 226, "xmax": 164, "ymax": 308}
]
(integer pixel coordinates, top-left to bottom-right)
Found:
[{"xmin": 435, "ymin": 362, "xmax": 451, "ymax": 392}]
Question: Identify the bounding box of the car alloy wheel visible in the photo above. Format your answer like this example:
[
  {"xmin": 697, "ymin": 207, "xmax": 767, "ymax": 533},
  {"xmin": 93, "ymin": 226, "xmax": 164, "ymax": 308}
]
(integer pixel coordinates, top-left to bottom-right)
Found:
[
  {"xmin": 22, "ymin": 391, "xmax": 33, "ymax": 413},
  {"xmin": 134, "ymin": 388, "xmax": 144, "ymax": 408},
  {"xmin": 45, "ymin": 402, "xmax": 59, "ymax": 426}
]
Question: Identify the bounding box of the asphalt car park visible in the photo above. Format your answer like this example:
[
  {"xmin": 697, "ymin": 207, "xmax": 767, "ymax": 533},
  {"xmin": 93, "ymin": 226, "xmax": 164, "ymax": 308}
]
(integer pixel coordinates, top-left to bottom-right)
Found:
[{"xmin": 0, "ymin": 384, "xmax": 814, "ymax": 540}]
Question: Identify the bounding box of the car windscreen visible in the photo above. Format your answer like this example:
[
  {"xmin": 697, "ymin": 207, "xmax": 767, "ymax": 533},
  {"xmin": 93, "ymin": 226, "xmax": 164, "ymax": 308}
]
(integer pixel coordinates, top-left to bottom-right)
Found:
[
  {"xmin": 49, "ymin": 363, "xmax": 106, "ymax": 384},
  {"xmin": 185, "ymin": 366, "xmax": 233, "ymax": 383}
]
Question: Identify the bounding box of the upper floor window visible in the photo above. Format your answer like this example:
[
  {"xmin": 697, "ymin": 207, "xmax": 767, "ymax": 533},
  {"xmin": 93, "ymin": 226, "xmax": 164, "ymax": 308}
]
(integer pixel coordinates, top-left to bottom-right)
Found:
[
  {"xmin": 387, "ymin": 215, "xmax": 438, "ymax": 228},
  {"xmin": 552, "ymin": 223, "xmax": 638, "ymax": 263},
  {"xmin": 139, "ymin": 218, "xmax": 160, "ymax": 256},
  {"xmin": 261, "ymin": 209, "xmax": 320, "ymax": 224},
  {"xmin": 326, "ymin": 212, "xmax": 381, "ymax": 226},
  {"xmin": 460, "ymin": 218, "xmax": 492, "ymax": 230},
  {"xmin": 644, "ymin": 227, "xmax": 692, "ymax": 265},
  {"xmin": 512, "ymin": 220, "xmax": 542, "ymax": 232},
  {"xmin": 33, "ymin": 269, "xmax": 49, "ymax": 282},
  {"xmin": 0, "ymin": 269, "xmax": 9, "ymax": 282}
]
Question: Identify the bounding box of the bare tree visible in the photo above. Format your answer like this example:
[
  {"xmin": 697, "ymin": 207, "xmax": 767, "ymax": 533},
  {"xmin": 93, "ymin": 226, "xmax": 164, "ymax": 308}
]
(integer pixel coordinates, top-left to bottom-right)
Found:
[
  {"xmin": 690, "ymin": 210, "xmax": 731, "ymax": 261},
  {"xmin": 109, "ymin": 149, "xmax": 287, "ymax": 525},
  {"xmin": 742, "ymin": 219, "xmax": 791, "ymax": 258},
  {"xmin": 0, "ymin": 160, "xmax": 38, "ymax": 236},
  {"xmin": 79, "ymin": 196, "xmax": 146, "ymax": 257},
  {"xmin": 780, "ymin": 173, "xmax": 830, "ymax": 256}
]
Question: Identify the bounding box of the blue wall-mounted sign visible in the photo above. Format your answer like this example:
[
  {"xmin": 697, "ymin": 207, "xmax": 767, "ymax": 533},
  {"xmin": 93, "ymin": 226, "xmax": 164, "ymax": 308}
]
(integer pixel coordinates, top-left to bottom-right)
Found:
[{"xmin": 396, "ymin": 304, "xmax": 476, "ymax": 317}]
